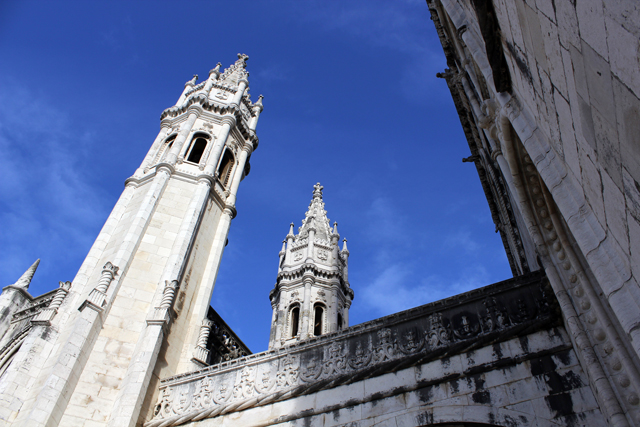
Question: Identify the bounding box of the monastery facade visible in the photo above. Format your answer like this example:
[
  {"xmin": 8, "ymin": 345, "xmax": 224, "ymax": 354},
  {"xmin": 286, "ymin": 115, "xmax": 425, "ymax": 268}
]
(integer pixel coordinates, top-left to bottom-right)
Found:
[{"xmin": 1, "ymin": 0, "xmax": 639, "ymax": 425}]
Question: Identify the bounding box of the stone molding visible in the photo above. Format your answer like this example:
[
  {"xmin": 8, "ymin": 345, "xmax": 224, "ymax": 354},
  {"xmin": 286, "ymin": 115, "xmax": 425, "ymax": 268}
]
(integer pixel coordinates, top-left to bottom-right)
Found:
[{"xmin": 147, "ymin": 271, "xmax": 555, "ymax": 426}]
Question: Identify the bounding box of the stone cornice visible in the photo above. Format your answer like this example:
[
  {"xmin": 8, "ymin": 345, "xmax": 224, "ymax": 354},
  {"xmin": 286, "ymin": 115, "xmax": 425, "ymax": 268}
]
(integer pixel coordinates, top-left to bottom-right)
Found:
[
  {"xmin": 277, "ymin": 262, "xmax": 343, "ymax": 282},
  {"xmin": 160, "ymin": 95, "xmax": 259, "ymax": 151}
]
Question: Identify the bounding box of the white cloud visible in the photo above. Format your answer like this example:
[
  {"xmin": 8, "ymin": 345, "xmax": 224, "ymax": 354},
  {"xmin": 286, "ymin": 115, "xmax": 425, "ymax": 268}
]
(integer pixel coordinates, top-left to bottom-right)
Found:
[
  {"xmin": 357, "ymin": 262, "xmax": 490, "ymax": 319},
  {"xmin": 444, "ymin": 230, "xmax": 481, "ymax": 255},
  {"xmin": 0, "ymin": 79, "xmax": 109, "ymax": 289}
]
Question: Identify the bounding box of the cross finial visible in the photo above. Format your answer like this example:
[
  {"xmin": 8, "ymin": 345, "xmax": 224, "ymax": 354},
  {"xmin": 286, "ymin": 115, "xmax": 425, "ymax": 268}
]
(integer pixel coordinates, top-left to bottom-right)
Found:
[
  {"xmin": 313, "ymin": 182, "xmax": 323, "ymax": 199},
  {"xmin": 237, "ymin": 53, "xmax": 249, "ymax": 67}
]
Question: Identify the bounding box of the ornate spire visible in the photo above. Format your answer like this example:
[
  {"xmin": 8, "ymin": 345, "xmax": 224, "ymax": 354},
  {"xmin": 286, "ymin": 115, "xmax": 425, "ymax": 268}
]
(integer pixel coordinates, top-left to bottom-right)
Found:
[
  {"xmin": 210, "ymin": 62, "xmax": 221, "ymax": 75},
  {"xmin": 218, "ymin": 53, "xmax": 250, "ymax": 87},
  {"xmin": 236, "ymin": 53, "xmax": 249, "ymax": 67},
  {"xmin": 186, "ymin": 74, "xmax": 198, "ymax": 86},
  {"xmin": 254, "ymin": 94, "xmax": 264, "ymax": 110},
  {"xmin": 13, "ymin": 259, "xmax": 40, "ymax": 289},
  {"xmin": 297, "ymin": 183, "xmax": 332, "ymax": 242}
]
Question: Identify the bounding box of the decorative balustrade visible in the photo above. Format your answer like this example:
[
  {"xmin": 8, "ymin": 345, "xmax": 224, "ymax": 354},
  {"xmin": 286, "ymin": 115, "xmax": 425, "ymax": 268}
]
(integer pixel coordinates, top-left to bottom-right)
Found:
[{"xmin": 147, "ymin": 271, "xmax": 555, "ymax": 427}]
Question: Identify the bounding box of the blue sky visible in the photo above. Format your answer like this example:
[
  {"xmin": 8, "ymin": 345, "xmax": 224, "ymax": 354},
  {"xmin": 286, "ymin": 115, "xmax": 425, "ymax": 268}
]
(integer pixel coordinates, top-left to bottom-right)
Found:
[{"xmin": 0, "ymin": 1, "xmax": 512, "ymax": 352}]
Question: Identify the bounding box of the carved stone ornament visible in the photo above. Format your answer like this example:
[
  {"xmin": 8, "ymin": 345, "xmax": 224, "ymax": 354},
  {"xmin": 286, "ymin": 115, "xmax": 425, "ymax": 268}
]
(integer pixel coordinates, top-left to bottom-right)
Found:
[
  {"xmin": 145, "ymin": 271, "xmax": 555, "ymax": 427},
  {"xmin": 215, "ymin": 90, "xmax": 229, "ymax": 100},
  {"xmin": 317, "ymin": 249, "xmax": 328, "ymax": 261}
]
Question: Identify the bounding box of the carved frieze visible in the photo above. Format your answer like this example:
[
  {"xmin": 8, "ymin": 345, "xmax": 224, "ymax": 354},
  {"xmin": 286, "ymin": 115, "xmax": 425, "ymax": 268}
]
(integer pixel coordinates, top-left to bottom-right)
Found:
[{"xmin": 146, "ymin": 271, "xmax": 556, "ymax": 427}]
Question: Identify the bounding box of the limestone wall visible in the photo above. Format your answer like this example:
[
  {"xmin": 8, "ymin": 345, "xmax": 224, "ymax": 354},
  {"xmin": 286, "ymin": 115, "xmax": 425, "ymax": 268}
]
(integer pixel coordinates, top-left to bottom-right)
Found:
[
  {"xmin": 428, "ymin": 0, "xmax": 640, "ymax": 423},
  {"xmin": 184, "ymin": 329, "xmax": 601, "ymax": 427}
]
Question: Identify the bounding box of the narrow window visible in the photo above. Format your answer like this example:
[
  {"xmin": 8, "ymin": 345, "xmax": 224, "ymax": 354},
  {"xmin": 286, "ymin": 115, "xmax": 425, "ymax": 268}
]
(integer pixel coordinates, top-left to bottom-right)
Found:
[
  {"xmin": 290, "ymin": 306, "xmax": 300, "ymax": 337},
  {"xmin": 314, "ymin": 305, "xmax": 324, "ymax": 336},
  {"xmin": 337, "ymin": 313, "xmax": 343, "ymax": 330},
  {"xmin": 186, "ymin": 137, "xmax": 208, "ymax": 164},
  {"xmin": 157, "ymin": 135, "xmax": 176, "ymax": 163},
  {"xmin": 217, "ymin": 150, "xmax": 235, "ymax": 187}
]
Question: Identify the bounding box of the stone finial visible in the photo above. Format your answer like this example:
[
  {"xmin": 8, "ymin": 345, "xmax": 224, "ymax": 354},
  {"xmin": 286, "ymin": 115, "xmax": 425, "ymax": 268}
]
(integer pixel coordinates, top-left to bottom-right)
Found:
[
  {"xmin": 13, "ymin": 259, "xmax": 40, "ymax": 289},
  {"xmin": 253, "ymin": 94, "xmax": 264, "ymax": 110},
  {"xmin": 313, "ymin": 183, "xmax": 324, "ymax": 199},
  {"xmin": 342, "ymin": 238, "xmax": 349, "ymax": 253},
  {"xmin": 280, "ymin": 240, "xmax": 287, "ymax": 254},
  {"xmin": 287, "ymin": 223, "xmax": 295, "ymax": 239},
  {"xmin": 187, "ymin": 74, "xmax": 198, "ymax": 85},
  {"xmin": 236, "ymin": 53, "xmax": 249, "ymax": 67},
  {"xmin": 210, "ymin": 63, "xmax": 221, "ymax": 75},
  {"xmin": 332, "ymin": 222, "xmax": 339, "ymax": 234}
]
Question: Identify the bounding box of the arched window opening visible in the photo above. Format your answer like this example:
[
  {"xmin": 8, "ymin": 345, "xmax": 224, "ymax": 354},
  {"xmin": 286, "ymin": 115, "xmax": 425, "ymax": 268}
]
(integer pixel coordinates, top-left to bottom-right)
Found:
[
  {"xmin": 290, "ymin": 306, "xmax": 300, "ymax": 338},
  {"xmin": 337, "ymin": 313, "xmax": 343, "ymax": 330},
  {"xmin": 157, "ymin": 135, "xmax": 176, "ymax": 164},
  {"xmin": 314, "ymin": 304, "xmax": 324, "ymax": 336},
  {"xmin": 217, "ymin": 150, "xmax": 235, "ymax": 187},
  {"xmin": 186, "ymin": 137, "xmax": 208, "ymax": 164}
]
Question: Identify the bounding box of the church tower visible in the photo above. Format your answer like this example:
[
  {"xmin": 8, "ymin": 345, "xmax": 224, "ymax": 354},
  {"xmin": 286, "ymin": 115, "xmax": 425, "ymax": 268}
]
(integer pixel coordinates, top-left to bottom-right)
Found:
[
  {"xmin": 0, "ymin": 54, "xmax": 263, "ymax": 427},
  {"xmin": 269, "ymin": 183, "xmax": 354, "ymax": 349}
]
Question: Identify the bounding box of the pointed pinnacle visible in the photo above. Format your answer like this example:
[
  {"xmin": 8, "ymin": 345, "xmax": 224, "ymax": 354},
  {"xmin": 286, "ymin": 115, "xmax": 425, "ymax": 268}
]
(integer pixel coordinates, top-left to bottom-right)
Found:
[
  {"xmin": 13, "ymin": 259, "xmax": 40, "ymax": 289},
  {"xmin": 342, "ymin": 238, "xmax": 349, "ymax": 252},
  {"xmin": 253, "ymin": 94, "xmax": 264, "ymax": 112},
  {"xmin": 333, "ymin": 222, "xmax": 339, "ymax": 234},
  {"xmin": 237, "ymin": 53, "xmax": 249, "ymax": 67},
  {"xmin": 312, "ymin": 182, "xmax": 323, "ymax": 199}
]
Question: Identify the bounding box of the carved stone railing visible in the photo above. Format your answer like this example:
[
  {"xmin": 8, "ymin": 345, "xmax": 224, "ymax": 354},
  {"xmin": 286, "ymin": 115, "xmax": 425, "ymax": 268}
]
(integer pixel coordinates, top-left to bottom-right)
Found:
[
  {"xmin": 196, "ymin": 307, "xmax": 251, "ymax": 367},
  {"xmin": 146, "ymin": 271, "xmax": 556, "ymax": 427}
]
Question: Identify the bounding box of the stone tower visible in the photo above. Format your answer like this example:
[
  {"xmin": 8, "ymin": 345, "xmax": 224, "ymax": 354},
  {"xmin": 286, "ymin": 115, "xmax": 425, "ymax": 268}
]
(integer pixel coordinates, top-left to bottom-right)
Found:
[
  {"xmin": 0, "ymin": 54, "xmax": 263, "ymax": 427},
  {"xmin": 269, "ymin": 183, "xmax": 354, "ymax": 349}
]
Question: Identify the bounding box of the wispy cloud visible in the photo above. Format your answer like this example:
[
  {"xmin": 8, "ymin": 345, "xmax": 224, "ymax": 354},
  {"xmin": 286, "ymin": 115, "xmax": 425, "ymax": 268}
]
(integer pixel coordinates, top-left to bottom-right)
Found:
[
  {"xmin": 285, "ymin": 0, "xmax": 448, "ymax": 105},
  {"xmin": 0, "ymin": 79, "xmax": 109, "ymax": 291},
  {"xmin": 290, "ymin": 0, "xmax": 431, "ymax": 55},
  {"xmin": 358, "ymin": 262, "xmax": 490, "ymax": 317},
  {"xmin": 444, "ymin": 230, "xmax": 481, "ymax": 255}
]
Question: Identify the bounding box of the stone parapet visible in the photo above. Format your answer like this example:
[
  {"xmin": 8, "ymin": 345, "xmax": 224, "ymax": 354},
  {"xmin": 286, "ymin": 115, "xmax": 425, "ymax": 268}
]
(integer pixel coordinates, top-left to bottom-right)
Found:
[{"xmin": 146, "ymin": 270, "xmax": 556, "ymax": 426}]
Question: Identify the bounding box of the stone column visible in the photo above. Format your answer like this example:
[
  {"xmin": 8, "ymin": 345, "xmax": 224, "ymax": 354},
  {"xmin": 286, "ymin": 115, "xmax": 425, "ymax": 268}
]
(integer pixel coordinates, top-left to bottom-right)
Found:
[
  {"xmin": 284, "ymin": 223, "xmax": 295, "ymax": 266},
  {"xmin": 330, "ymin": 289, "xmax": 338, "ymax": 333},
  {"xmin": 165, "ymin": 108, "xmax": 200, "ymax": 165},
  {"xmin": 203, "ymin": 115, "xmax": 235, "ymax": 177},
  {"xmin": 301, "ymin": 278, "xmax": 312, "ymax": 340},
  {"xmin": 306, "ymin": 228, "xmax": 316, "ymax": 262},
  {"xmin": 249, "ymin": 95, "xmax": 264, "ymax": 131},
  {"xmin": 278, "ymin": 240, "xmax": 286, "ymax": 274},
  {"xmin": 230, "ymin": 79, "xmax": 248, "ymax": 107},
  {"xmin": 203, "ymin": 63, "xmax": 221, "ymax": 94},
  {"xmin": 225, "ymin": 144, "xmax": 251, "ymax": 207},
  {"xmin": 176, "ymin": 75, "xmax": 198, "ymax": 105}
]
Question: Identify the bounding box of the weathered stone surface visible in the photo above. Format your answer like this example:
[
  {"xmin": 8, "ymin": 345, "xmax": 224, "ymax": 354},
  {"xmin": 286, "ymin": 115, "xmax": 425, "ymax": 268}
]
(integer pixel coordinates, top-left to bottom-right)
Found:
[
  {"xmin": 428, "ymin": 0, "xmax": 640, "ymax": 424},
  {"xmin": 143, "ymin": 272, "xmax": 589, "ymax": 427}
]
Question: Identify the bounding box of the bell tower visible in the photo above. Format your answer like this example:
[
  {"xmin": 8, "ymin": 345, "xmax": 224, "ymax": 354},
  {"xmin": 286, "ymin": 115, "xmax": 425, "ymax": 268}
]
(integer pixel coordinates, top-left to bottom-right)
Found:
[
  {"xmin": 0, "ymin": 54, "xmax": 263, "ymax": 427},
  {"xmin": 269, "ymin": 183, "xmax": 354, "ymax": 349}
]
